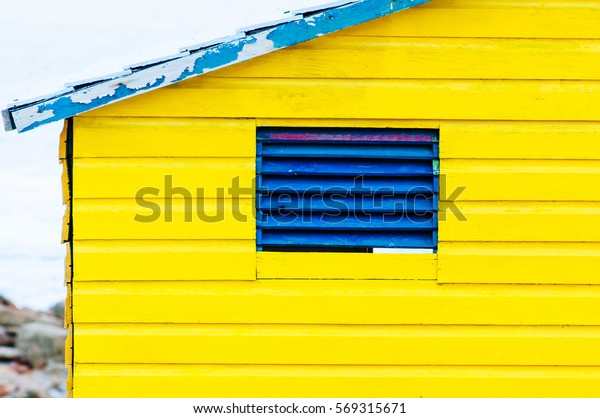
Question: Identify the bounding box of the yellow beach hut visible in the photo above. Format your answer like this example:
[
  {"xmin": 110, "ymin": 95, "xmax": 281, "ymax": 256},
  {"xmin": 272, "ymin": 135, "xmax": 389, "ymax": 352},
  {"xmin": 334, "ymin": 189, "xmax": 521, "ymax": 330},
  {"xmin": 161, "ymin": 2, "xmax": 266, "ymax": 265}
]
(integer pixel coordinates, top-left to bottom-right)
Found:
[{"xmin": 3, "ymin": 0, "xmax": 600, "ymax": 398}]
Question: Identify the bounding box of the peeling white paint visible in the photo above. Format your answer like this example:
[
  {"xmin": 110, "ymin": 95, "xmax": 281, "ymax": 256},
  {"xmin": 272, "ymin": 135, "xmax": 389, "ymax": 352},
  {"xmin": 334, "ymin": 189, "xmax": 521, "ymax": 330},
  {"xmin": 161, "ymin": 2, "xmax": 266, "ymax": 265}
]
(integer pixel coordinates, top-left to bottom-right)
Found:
[
  {"xmin": 238, "ymin": 31, "xmax": 276, "ymax": 61},
  {"xmin": 70, "ymin": 81, "xmax": 121, "ymax": 104},
  {"xmin": 13, "ymin": 106, "xmax": 56, "ymax": 130},
  {"xmin": 124, "ymin": 73, "xmax": 164, "ymax": 90},
  {"xmin": 305, "ymin": 16, "xmax": 318, "ymax": 27},
  {"xmin": 7, "ymin": 87, "xmax": 74, "ymax": 109},
  {"xmin": 64, "ymin": 69, "xmax": 132, "ymax": 89}
]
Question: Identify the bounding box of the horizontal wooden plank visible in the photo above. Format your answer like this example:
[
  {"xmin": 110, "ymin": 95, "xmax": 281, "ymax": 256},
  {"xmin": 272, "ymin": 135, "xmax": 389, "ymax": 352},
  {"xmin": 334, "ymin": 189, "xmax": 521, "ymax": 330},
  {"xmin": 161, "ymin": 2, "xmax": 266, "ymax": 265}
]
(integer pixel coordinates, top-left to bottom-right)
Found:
[
  {"xmin": 74, "ymin": 324, "xmax": 600, "ymax": 366},
  {"xmin": 441, "ymin": 122, "xmax": 600, "ymax": 160},
  {"xmin": 438, "ymin": 243, "xmax": 600, "ymax": 285},
  {"xmin": 257, "ymin": 119, "xmax": 441, "ymax": 129},
  {"xmin": 441, "ymin": 160, "xmax": 600, "ymax": 201},
  {"xmin": 73, "ymin": 199, "xmax": 254, "ymax": 240},
  {"xmin": 73, "ymin": 117, "xmax": 255, "ymax": 158},
  {"xmin": 73, "ymin": 158, "xmax": 254, "ymax": 199},
  {"xmin": 257, "ymin": 252, "xmax": 436, "ymax": 280},
  {"xmin": 213, "ymin": 36, "xmax": 600, "ymax": 80},
  {"xmin": 74, "ymin": 240, "xmax": 256, "ymax": 281},
  {"xmin": 341, "ymin": 4, "xmax": 600, "ymax": 39},
  {"xmin": 73, "ymin": 364, "xmax": 600, "ymax": 397},
  {"xmin": 73, "ymin": 280, "xmax": 600, "ymax": 325},
  {"xmin": 85, "ymin": 78, "xmax": 600, "ymax": 122},
  {"xmin": 439, "ymin": 202, "xmax": 600, "ymax": 242}
]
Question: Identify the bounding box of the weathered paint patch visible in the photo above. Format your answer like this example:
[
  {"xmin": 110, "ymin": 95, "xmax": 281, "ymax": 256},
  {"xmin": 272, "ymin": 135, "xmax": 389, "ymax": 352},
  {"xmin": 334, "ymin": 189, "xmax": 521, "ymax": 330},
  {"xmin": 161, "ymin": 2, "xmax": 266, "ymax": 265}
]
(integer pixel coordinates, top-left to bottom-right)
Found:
[
  {"xmin": 173, "ymin": 37, "xmax": 259, "ymax": 84},
  {"xmin": 65, "ymin": 70, "xmax": 133, "ymax": 89},
  {"xmin": 4, "ymin": 0, "xmax": 431, "ymax": 133},
  {"xmin": 26, "ymin": 77, "xmax": 166, "ymax": 132},
  {"xmin": 267, "ymin": 0, "xmax": 421, "ymax": 48}
]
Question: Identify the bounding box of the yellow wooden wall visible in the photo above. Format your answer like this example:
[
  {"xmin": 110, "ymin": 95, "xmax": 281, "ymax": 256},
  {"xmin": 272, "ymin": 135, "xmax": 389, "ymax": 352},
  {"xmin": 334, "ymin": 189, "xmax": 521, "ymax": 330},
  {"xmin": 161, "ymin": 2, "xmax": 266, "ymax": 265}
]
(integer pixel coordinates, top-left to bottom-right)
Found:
[{"xmin": 69, "ymin": 0, "xmax": 600, "ymax": 397}]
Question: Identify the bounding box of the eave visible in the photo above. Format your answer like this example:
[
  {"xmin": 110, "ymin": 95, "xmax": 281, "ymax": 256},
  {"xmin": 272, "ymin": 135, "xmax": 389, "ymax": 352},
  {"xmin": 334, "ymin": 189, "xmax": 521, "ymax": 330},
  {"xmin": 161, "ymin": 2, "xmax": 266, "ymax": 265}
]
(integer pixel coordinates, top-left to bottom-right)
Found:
[{"xmin": 2, "ymin": 0, "xmax": 429, "ymax": 133}]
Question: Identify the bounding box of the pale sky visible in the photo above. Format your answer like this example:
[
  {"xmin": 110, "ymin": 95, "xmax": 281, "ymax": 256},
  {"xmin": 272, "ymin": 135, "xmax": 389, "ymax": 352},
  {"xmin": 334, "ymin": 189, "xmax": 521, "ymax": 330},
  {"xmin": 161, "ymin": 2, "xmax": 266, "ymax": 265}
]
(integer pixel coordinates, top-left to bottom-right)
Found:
[{"xmin": 0, "ymin": 0, "xmax": 324, "ymax": 309}]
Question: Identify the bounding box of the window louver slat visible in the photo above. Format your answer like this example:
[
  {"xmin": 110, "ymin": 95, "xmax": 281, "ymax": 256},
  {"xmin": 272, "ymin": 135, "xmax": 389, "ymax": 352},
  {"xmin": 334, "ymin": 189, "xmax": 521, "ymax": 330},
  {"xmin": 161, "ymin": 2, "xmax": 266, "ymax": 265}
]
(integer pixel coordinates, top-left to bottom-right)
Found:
[
  {"xmin": 257, "ymin": 128, "xmax": 439, "ymax": 251},
  {"xmin": 261, "ymin": 143, "xmax": 436, "ymax": 159},
  {"xmin": 262, "ymin": 158, "xmax": 434, "ymax": 176},
  {"xmin": 260, "ymin": 230, "xmax": 436, "ymax": 249},
  {"xmin": 259, "ymin": 176, "xmax": 435, "ymax": 195},
  {"xmin": 258, "ymin": 195, "xmax": 437, "ymax": 212}
]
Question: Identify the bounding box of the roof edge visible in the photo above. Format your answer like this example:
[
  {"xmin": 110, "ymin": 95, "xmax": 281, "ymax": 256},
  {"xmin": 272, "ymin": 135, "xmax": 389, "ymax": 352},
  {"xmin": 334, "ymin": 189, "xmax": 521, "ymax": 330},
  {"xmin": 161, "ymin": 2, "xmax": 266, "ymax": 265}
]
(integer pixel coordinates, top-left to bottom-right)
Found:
[
  {"xmin": 2, "ymin": 109, "xmax": 16, "ymax": 132},
  {"xmin": 4, "ymin": 0, "xmax": 430, "ymax": 133}
]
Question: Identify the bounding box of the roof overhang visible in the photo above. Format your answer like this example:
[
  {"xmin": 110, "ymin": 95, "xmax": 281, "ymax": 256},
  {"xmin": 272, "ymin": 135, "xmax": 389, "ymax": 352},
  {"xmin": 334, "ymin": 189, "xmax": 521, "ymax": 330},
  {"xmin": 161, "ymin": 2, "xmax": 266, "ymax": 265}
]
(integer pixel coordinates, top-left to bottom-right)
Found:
[{"xmin": 3, "ymin": 0, "xmax": 429, "ymax": 133}]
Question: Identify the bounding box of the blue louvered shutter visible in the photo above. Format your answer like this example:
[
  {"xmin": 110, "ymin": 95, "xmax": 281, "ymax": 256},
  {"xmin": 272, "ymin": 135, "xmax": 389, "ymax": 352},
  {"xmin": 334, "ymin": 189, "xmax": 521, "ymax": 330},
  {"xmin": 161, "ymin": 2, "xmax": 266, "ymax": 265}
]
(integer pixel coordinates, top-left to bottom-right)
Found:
[{"xmin": 256, "ymin": 128, "xmax": 439, "ymax": 251}]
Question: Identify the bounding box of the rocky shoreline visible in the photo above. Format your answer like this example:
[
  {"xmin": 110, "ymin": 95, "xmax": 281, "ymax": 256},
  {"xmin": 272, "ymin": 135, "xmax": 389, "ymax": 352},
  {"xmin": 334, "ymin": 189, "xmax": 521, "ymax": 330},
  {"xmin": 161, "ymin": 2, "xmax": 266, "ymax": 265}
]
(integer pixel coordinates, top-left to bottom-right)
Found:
[{"xmin": 0, "ymin": 296, "xmax": 67, "ymax": 397}]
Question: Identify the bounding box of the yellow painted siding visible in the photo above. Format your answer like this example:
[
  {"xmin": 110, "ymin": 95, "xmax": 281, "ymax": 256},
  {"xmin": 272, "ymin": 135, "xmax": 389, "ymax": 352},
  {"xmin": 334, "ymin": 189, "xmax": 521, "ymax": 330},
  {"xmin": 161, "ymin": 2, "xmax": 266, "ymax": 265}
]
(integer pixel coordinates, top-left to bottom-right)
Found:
[
  {"xmin": 438, "ymin": 124, "xmax": 600, "ymax": 284},
  {"xmin": 257, "ymin": 253, "xmax": 437, "ymax": 280},
  {"xmin": 71, "ymin": 117, "xmax": 257, "ymax": 283},
  {"xmin": 74, "ymin": 324, "xmax": 600, "ymax": 366},
  {"xmin": 75, "ymin": 240, "xmax": 255, "ymax": 281},
  {"xmin": 74, "ymin": 365, "xmax": 600, "ymax": 398},
  {"xmin": 71, "ymin": 0, "xmax": 600, "ymax": 397},
  {"xmin": 343, "ymin": 0, "xmax": 600, "ymax": 39},
  {"xmin": 74, "ymin": 117, "xmax": 255, "ymax": 158},
  {"xmin": 73, "ymin": 158, "xmax": 254, "ymax": 198},
  {"xmin": 73, "ymin": 281, "xmax": 600, "ymax": 325},
  {"xmin": 440, "ymin": 122, "xmax": 600, "ymax": 160},
  {"xmin": 212, "ymin": 37, "xmax": 600, "ymax": 80},
  {"xmin": 74, "ymin": 199, "xmax": 253, "ymax": 240},
  {"xmin": 86, "ymin": 78, "xmax": 600, "ymax": 121},
  {"xmin": 439, "ymin": 243, "xmax": 600, "ymax": 285}
]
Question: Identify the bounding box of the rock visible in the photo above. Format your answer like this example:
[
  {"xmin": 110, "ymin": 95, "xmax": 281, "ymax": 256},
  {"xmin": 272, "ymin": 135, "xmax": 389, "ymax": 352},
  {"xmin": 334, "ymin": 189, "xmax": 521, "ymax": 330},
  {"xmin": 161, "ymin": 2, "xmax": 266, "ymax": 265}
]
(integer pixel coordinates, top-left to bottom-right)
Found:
[
  {"xmin": 0, "ymin": 299, "xmax": 62, "ymax": 330},
  {"xmin": 0, "ymin": 347, "xmax": 21, "ymax": 361},
  {"xmin": 0, "ymin": 296, "xmax": 17, "ymax": 309},
  {"xmin": 0, "ymin": 305, "xmax": 38, "ymax": 327},
  {"xmin": 10, "ymin": 362, "xmax": 31, "ymax": 375},
  {"xmin": 0, "ymin": 359, "xmax": 67, "ymax": 398},
  {"xmin": 16, "ymin": 323, "xmax": 67, "ymax": 369},
  {"xmin": 0, "ymin": 383, "xmax": 16, "ymax": 397},
  {"xmin": 40, "ymin": 361, "xmax": 67, "ymax": 397}
]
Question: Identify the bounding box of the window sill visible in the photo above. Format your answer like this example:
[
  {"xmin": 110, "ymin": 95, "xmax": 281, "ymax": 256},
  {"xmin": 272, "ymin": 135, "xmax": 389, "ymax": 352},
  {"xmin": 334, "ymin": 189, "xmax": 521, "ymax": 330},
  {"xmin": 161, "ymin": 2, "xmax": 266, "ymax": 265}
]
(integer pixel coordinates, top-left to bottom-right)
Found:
[{"xmin": 257, "ymin": 252, "xmax": 437, "ymax": 280}]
